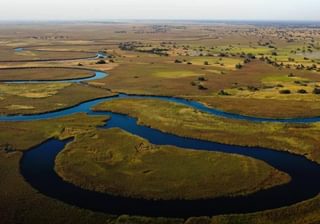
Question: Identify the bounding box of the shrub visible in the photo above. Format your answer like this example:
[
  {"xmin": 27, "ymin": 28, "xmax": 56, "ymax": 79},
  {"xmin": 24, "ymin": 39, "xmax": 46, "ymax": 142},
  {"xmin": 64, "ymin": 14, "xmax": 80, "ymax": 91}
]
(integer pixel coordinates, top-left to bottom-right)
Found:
[
  {"xmin": 297, "ymin": 89, "xmax": 307, "ymax": 94},
  {"xmin": 279, "ymin": 89, "xmax": 291, "ymax": 94},
  {"xmin": 218, "ymin": 90, "xmax": 230, "ymax": 96},
  {"xmin": 198, "ymin": 76, "xmax": 208, "ymax": 81},
  {"xmin": 96, "ymin": 60, "xmax": 107, "ymax": 64},
  {"xmin": 244, "ymin": 58, "xmax": 251, "ymax": 64},
  {"xmin": 204, "ymin": 61, "xmax": 209, "ymax": 65},
  {"xmin": 190, "ymin": 81, "xmax": 197, "ymax": 86},
  {"xmin": 288, "ymin": 73, "xmax": 295, "ymax": 77},
  {"xmin": 174, "ymin": 59, "xmax": 182, "ymax": 63},
  {"xmin": 198, "ymin": 83, "xmax": 207, "ymax": 90},
  {"xmin": 313, "ymin": 88, "xmax": 320, "ymax": 94},
  {"xmin": 235, "ymin": 63, "xmax": 243, "ymax": 69},
  {"xmin": 247, "ymin": 86, "xmax": 259, "ymax": 91}
]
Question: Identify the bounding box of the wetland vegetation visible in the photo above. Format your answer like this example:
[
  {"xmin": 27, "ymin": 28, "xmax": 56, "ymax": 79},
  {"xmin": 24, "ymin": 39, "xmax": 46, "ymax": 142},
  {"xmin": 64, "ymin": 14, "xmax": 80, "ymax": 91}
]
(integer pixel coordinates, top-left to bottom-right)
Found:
[{"xmin": 1, "ymin": 20, "xmax": 320, "ymax": 224}]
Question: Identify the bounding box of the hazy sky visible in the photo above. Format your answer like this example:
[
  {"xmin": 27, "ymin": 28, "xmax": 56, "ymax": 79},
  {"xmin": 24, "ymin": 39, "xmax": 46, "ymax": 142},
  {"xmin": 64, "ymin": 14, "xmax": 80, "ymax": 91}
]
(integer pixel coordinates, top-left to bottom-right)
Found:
[{"xmin": 0, "ymin": 0, "xmax": 319, "ymax": 21}]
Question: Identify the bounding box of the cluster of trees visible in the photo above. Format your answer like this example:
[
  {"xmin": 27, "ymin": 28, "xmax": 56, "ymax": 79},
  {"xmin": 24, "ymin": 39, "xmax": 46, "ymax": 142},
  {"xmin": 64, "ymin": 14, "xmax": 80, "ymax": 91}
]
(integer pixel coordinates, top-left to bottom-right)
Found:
[
  {"xmin": 279, "ymin": 88, "xmax": 320, "ymax": 95},
  {"xmin": 119, "ymin": 42, "xmax": 169, "ymax": 56},
  {"xmin": 119, "ymin": 42, "xmax": 144, "ymax": 51}
]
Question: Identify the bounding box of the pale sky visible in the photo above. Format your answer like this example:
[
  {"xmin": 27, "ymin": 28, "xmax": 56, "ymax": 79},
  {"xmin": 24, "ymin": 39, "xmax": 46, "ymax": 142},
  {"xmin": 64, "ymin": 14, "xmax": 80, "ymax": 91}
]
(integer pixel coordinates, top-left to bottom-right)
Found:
[{"xmin": 0, "ymin": 0, "xmax": 319, "ymax": 21}]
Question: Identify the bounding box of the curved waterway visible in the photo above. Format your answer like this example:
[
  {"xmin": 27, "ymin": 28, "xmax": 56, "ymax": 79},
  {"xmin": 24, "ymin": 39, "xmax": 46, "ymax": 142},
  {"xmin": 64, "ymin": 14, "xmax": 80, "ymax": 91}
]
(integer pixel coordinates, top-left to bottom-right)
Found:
[
  {"xmin": 2, "ymin": 70, "xmax": 320, "ymax": 217},
  {"xmin": 19, "ymin": 112, "xmax": 320, "ymax": 218},
  {"xmin": 14, "ymin": 47, "xmax": 107, "ymax": 60},
  {"xmin": 0, "ymin": 48, "xmax": 107, "ymax": 63},
  {"xmin": 2, "ymin": 71, "xmax": 107, "ymax": 84}
]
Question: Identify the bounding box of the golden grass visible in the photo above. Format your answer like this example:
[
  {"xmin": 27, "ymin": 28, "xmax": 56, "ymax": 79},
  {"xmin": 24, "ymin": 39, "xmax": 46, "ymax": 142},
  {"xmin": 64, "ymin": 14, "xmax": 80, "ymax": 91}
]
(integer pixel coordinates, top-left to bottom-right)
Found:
[
  {"xmin": 0, "ymin": 67, "xmax": 94, "ymax": 81},
  {"xmin": 0, "ymin": 83, "xmax": 71, "ymax": 98}
]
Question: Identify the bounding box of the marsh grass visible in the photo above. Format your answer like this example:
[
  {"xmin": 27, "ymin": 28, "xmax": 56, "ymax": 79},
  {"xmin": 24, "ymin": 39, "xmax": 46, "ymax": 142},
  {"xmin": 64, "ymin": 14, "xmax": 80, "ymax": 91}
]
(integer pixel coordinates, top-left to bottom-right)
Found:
[
  {"xmin": 55, "ymin": 128, "xmax": 289, "ymax": 200},
  {"xmin": 94, "ymin": 98, "xmax": 320, "ymax": 163}
]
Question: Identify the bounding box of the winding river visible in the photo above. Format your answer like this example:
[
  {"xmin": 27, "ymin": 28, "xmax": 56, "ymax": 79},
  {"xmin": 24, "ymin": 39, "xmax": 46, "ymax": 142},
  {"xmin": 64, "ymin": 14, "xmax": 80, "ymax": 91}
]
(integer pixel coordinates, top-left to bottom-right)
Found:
[
  {"xmin": 2, "ymin": 71, "xmax": 107, "ymax": 84},
  {"xmin": 2, "ymin": 69, "xmax": 320, "ymax": 218},
  {"xmin": 0, "ymin": 48, "xmax": 107, "ymax": 63}
]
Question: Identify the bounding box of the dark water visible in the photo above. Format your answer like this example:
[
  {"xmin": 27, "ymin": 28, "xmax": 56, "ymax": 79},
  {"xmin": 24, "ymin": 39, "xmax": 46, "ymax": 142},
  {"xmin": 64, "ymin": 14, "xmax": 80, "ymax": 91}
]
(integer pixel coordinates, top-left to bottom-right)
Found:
[{"xmin": 3, "ymin": 70, "xmax": 320, "ymax": 217}]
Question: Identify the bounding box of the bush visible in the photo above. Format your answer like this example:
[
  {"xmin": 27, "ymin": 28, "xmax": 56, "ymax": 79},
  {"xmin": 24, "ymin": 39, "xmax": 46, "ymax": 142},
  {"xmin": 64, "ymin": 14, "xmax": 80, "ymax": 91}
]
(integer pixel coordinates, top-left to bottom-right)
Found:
[
  {"xmin": 204, "ymin": 61, "xmax": 209, "ymax": 65},
  {"xmin": 244, "ymin": 58, "xmax": 251, "ymax": 64},
  {"xmin": 198, "ymin": 83, "xmax": 207, "ymax": 90},
  {"xmin": 96, "ymin": 60, "xmax": 107, "ymax": 64},
  {"xmin": 288, "ymin": 73, "xmax": 295, "ymax": 77},
  {"xmin": 198, "ymin": 76, "xmax": 208, "ymax": 81},
  {"xmin": 174, "ymin": 59, "xmax": 182, "ymax": 63},
  {"xmin": 297, "ymin": 89, "xmax": 307, "ymax": 94},
  {"xmin": 247, "ymin": 86, "xmax": 259, "ymax": 91},
  {"xmin": 218, "ymin": 90, "xmax": 230, "ymax": 96},
  {"xmin": 235, "ymin": 63, "xmax": 243, "ymax": 69},
  {"xmin": 279, "ymin": 89, "xmax": 291, "ymax": 94},
  {"xmin": 190, "ymin": 81, "xmax": 197, "ymax": 86},
  {"xmin": 313, "ymin": 88, "xmax": 320, "ymax": 94}
]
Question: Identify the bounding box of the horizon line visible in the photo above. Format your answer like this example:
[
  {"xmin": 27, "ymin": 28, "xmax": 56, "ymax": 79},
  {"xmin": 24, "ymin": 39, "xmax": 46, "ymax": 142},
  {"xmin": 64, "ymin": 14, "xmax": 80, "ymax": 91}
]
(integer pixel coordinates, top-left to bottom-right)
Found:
[{"xmin": 0, "ymin": 19, "xmax": 320, "ymax": 23}]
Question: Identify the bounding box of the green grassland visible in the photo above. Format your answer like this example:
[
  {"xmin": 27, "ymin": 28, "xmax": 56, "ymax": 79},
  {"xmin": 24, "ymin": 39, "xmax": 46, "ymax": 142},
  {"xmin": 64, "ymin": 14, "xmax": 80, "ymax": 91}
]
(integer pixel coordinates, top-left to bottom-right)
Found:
[
  {"xmin": 0, "ymin": 114, "xmax": 182, "ymax": 224},
  {"xmin": 98, "ymin": 57, "xmax": 270, "ymax": 95},
  {"xmin": 0, "ymin": 47, "xmax": 94, "ymax": 61},
  {"xmin": 189, "ymin": 96, "xmax": 320, "ymax": 119},
  {"xmin": 220, "ymin": 76, "xmax": 320, "ymax": 102},
  {"xmin": 97, "ymin": 49, "xmax": 320, "ymax": 118},
  {"xmin": 0, "ymin": 67, "xmax": 94, "ymax": 81},
  {"xmin": 56, "ymin": 128, "xmax": 289, "ymax": 200},
  {"xmin": 94, "ymin": 98, "xmax": 320, "ymax": 163},
  {"xmin": 0, "ymin": 83, "xmax": 114, "ymax": 115},
  {"xmin": 0, "ymin": 113, "xmax": 288, "ymax": 224}
]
